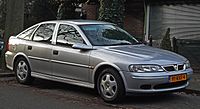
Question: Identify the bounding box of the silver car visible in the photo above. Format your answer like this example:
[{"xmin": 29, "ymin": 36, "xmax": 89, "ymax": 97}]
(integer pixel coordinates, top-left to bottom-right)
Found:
[{"xmin": 5, "ymin": 20, "xmax": 193, "ymax": 103}]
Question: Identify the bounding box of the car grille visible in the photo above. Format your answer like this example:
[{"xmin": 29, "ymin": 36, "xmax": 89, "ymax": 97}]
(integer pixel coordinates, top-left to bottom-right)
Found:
[
  {"xmin": 153, "ymin": 80, "xmax": 187, "ymax": 89},
  {"xmin": 163, "ymin": 64, "xmax": 184, "ymax": 71},
  {"xmin": 178, "ymin": 65, "xmax": 184, "ymax": 70}
]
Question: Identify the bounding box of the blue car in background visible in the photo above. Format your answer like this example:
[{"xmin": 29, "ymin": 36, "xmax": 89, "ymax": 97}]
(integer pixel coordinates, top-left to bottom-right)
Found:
[{"xmin": 0, "ymin": 38, "xmax": 4, "ymax": 51}]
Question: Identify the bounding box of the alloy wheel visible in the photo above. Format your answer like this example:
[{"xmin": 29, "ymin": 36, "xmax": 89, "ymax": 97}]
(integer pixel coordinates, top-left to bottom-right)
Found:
[
  {"xmin": 16, "ymin": 60, "xmax": 28, "ymax": 81},
  {"xmin": 100, "ymin": 73, "xmax": 118, "ymax": 99}
]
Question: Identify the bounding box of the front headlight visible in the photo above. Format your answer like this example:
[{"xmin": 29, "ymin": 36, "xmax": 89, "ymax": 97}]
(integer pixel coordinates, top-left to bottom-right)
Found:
[
  {"xmin": 184, "ymin": 60, "xmax": 191, "ymax": 69},
  {"xmin": 129, "ymin": 64, "xmax": 164, "ymax": 73}
]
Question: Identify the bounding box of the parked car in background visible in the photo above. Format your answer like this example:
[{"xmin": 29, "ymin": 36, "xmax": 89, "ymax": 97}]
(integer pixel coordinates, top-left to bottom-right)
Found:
[
  {"xmin": 5, "ymin": 20, "xmax": 193, "ymax": 103},
  {"xmin": 0, "ymin": 38, "xmax": 4, "ymax": 51}
]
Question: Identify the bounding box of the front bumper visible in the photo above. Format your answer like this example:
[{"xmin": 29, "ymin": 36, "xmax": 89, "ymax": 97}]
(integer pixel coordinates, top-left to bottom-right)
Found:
[{"xmin": 123, "ymin": 68, "xmax": 193, "ymax": 93}]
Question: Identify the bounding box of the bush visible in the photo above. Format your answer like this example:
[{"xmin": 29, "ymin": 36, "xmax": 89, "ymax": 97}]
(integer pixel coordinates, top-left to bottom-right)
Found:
[{"xmin": 161, "ymin": 28, "xmax": 172, "ymax": 51}]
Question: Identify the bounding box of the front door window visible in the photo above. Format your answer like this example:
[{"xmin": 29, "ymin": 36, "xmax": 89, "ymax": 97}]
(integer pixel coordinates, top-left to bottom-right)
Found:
[{"xmin": 56, "ymin": 24, "xmax": 84, "ymax": 46}]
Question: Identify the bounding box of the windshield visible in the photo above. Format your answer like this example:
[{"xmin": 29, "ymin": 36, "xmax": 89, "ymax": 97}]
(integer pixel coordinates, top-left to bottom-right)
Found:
[{"xmin": 79, "ymin": 24, "xmax": 139, "ymax": 46}]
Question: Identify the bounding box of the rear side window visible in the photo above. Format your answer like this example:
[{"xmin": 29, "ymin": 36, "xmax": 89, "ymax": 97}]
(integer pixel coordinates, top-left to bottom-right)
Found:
[
  {"xmin": 33, "ymin": 23, "xmax": 55, "ymax": 43},
  {"xmin": 18, "ymin": 26, "xmax": 37, "ymax": 40}
]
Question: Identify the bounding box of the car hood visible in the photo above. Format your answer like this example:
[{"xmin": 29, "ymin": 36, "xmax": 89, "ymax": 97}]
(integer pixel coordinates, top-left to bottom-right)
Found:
[{"xmin": 104, "ymin": 44, "xmax": 187, "ymax": 65}]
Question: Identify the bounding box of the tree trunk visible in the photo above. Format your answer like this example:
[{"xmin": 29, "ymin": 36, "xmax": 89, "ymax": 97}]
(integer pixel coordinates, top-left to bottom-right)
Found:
[{"xmin": 0, "ymin": 0, "xmax": 24, "ymax": 70}]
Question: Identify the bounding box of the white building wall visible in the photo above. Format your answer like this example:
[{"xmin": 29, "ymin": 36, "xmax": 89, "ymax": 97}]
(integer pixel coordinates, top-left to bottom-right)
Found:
[{"xmin": 149, "ymin": 4, "xmax": 200, "ymax": 46}]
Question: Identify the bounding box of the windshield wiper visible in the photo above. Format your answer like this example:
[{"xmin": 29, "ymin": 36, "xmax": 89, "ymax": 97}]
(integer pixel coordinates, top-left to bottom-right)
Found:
[
  {"xmin": 135, "ymin": 42, "xmax": 143, "ymax": 44},
  {"xmin": 109, "ymin": 42, "xmax": 132, "ymax": 46}
]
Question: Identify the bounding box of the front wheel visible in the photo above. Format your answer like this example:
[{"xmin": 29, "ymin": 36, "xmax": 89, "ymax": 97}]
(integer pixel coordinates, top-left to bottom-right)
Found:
[
  {"xmin": 97, "ymin": 68, "xmax": 125, "ymax": 103},
  {"xmin": 14, "ymin": 57, "xmax": 34, "ymax": 84}
]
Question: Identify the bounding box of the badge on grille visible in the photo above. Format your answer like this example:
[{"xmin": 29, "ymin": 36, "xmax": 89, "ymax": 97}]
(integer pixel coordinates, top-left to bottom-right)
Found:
[{"xmin": 174, "ymin": 64, "xmax": 178, "ymax": 71}]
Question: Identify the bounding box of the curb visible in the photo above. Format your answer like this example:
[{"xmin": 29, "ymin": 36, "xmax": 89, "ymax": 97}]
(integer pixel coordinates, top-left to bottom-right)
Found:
[{"xmin": 0, "ymin": 72, "xmax": 14, "ymax": 78}]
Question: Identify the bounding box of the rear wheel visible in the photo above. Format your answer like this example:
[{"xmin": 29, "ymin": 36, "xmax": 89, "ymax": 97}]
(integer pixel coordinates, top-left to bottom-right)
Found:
[
  {"xmin": 14, "ymin": 57, "xmax": 34, "ymax": 84},
  {"xmin": 97, "ymin": 68, "xmax": 125, "ymax": 103}
]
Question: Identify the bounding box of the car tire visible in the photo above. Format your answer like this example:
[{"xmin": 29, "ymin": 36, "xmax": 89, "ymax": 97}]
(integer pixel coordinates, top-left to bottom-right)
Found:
[
  {"xmin": 14, "ymin": 57, "xmax": 34, "ymax": 84},
  {"xmin": 97, "ymin": 68, "xmax": 125, "ymax": 103}
]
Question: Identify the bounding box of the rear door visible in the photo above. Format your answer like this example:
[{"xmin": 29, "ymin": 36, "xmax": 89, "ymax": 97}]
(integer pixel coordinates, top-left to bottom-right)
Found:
[{"xmin": 25, "ymin": 23, "xmax": 56, "ymax": 75}]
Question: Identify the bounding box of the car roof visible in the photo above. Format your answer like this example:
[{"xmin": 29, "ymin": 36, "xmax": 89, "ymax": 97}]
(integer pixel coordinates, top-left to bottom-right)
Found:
[{"xmin": 40, "ymin": 20, "xmax": 113, "ymax": 25}]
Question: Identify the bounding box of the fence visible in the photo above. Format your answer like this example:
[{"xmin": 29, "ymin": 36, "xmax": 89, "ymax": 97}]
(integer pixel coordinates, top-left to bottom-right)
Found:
[{"xmin": 176, "ymin": 39, "xmax": 200, "ymax": 72}]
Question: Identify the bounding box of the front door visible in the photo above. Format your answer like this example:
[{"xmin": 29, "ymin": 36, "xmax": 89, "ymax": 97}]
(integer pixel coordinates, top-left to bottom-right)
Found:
[{"xmin": 52, "ymin": 24, "xmax": 90, "ymax": 82}]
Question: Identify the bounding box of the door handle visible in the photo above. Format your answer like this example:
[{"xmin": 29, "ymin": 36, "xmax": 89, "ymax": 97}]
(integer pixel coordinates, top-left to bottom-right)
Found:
[
  {"xmin": 27, "ymin": 46, "xmax": 32, "ymax": 50},
  {"xmin": 53, "ymin": 50, "xmax": 59, "ymax": 55}
]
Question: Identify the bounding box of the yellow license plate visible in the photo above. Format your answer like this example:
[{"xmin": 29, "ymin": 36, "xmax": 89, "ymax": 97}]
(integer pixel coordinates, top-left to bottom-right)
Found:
[{"xmin": 169, "ymin": 74, "xmax": 187, "ymax": 83}]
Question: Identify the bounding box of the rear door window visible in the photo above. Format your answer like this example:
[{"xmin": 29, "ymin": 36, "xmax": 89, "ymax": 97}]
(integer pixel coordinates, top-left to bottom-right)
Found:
[{"xmin": 32, "ymin": 23, "xmax": 56, "ymax": 43}]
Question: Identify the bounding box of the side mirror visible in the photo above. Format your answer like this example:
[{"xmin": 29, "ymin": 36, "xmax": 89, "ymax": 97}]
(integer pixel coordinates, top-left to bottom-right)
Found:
[{"xmin": 72, "ymin": 43, "xmax": 94, "ymax": 50}]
